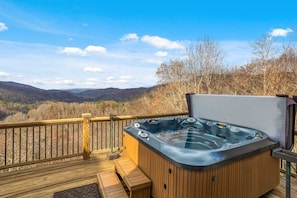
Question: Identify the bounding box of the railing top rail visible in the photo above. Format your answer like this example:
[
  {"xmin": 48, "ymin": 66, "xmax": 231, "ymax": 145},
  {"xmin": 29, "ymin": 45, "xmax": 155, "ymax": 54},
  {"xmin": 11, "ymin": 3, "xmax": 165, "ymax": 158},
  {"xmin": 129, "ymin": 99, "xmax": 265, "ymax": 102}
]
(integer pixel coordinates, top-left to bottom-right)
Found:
[
  {"xmin": 0, "ymin": 112, "xmax": 188, "ymax": 129},
  {"xmin": 0, "ymin": 118, "xmax": 83, "ymax": 129},
  {"xmin": 91, "ymin": 112, "xmax": 188, "ymax": 122},
  {"xmin": 117, "ymin": 112, "xmax": 189, "ymax": 120}
]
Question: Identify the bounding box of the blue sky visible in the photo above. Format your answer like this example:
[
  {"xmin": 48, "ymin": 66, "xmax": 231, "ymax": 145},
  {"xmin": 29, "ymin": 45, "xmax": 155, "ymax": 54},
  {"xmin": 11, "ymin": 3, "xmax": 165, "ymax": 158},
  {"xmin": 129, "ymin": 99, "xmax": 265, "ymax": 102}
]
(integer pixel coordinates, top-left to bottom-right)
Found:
[{"xmin": 0, "ymin": 0, "xmax": 296, "ymax": 89}]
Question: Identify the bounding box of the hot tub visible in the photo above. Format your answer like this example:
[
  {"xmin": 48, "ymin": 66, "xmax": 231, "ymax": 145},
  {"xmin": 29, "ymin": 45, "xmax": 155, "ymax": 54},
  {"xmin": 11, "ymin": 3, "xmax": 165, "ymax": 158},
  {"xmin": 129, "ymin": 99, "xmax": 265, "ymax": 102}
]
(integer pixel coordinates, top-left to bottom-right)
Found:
[
  {"xmin": 124, "ymin": 117, "xmax": 277, "ymax": 170},
  {"xmin": 123, "ymin": 117, "xmax": 279, "ymax": 197},
  {"xmin": 122, "ymin": 94, "xmax": 291, "ymax": 197}
]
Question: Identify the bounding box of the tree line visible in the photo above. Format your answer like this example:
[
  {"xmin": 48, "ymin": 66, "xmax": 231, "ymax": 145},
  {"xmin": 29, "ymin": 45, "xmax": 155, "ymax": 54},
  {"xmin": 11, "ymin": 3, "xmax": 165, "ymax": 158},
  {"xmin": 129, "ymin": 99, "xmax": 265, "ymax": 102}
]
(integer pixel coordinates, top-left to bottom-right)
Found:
[{"xmin": 2, "ymin": 101, "xmax": 127, "ymax": 122}]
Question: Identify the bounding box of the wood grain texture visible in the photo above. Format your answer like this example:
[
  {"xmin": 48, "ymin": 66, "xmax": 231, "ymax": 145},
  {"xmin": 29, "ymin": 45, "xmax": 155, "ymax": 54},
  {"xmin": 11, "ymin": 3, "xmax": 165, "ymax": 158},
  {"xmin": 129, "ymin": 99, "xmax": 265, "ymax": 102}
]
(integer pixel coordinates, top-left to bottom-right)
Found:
[
  {"xmin": 97, "ymin": 170, "xmax": 128, "ymax": 198},
  {"xmin": 0, "ymin": 155, "xmax": 114, "ymax": 198},
  {"xmin": 114, "ymin": 158, "xmax": 151, "ymax": 198}
]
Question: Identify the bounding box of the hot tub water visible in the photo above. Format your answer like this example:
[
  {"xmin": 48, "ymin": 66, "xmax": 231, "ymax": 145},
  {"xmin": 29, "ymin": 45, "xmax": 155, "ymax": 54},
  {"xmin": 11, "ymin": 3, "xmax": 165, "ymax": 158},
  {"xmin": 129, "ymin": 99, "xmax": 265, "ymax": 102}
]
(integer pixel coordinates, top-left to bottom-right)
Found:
[{"xmin": 134, "ymin": 117, "xmax": 266, "ymax": 151}]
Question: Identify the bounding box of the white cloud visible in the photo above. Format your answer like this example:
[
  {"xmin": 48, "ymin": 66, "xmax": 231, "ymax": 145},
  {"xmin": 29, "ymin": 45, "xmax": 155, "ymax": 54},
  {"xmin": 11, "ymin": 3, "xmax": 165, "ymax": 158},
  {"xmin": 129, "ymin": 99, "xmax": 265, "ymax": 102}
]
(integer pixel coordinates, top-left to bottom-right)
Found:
[
  {"xmin": 0, "ymin": 71, "xmax": 11, "ymax": 77},
  {"xmin": 121, "ymin": 33, "xmax": 139, "ymax": 41},
  {"xmin": 107, "ymin": 76, "xmax": 115, "ymax": 81},
  {"xmin": 52, "ymin": 79, "xmax": 76, "ymax": 86},
  {"xmin": 118, "ymin": 79, "xmax": 129, "ymax": 83},
  {"xmin": 155, "ymin": 51, "xmax": 168, "ymax": 57},
  {"xmin": 106, "ymin": 75, "xmax": 133, "ymax": 84},
  {"xmin": 0, "ymin": 22, "xmax": 8, "ymax": 32},
  {"xmin": 86, "ymin": 78, "xmax": 99, "ymax": 82},
  {"xmin": 85, "ymin": 45, "xmax": 106, "ymax": 54},
  {"xmin": 144, "ymin": 58, "xmax": 163, "ymax": 65},
  {"xmin": 84, "ymin": 78, "xmax": 99, "ymax": 86},
  {"xmin": 58, "ymin": 45, "xmax": 106, "ymax": 56},
  {"xmin": 58, "ymin": 47, "xmax": 86, "ymax": 56},
  {"xmin": 269, "ymin": 28, "xmax": 293, "ymax": 37},
  {"xmin": 84, "ymin": 67, "xmax": 103, "ymax": 72},
  {"xmin": 141, "ymin": 35, "xmax": 184, "ymax": 49},
  {"xmin": 119, "ymin": 75, "xmax": 132, "ymax": 80}
]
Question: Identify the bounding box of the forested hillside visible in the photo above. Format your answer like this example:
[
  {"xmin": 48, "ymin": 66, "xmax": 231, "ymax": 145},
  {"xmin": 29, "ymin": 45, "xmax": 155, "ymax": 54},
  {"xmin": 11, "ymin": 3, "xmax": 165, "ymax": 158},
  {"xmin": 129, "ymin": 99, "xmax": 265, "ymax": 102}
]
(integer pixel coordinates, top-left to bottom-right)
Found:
[
  {"xmin": 0, "ymin": 81, "xmax": 82, "ymax": 103},
  {"xmin": 0, "ymin": 82, "xmax": 155, "ymax": 122},
  {"xmin": 0, "ymin": 81, "xmax": 153, "ymax": 103}
]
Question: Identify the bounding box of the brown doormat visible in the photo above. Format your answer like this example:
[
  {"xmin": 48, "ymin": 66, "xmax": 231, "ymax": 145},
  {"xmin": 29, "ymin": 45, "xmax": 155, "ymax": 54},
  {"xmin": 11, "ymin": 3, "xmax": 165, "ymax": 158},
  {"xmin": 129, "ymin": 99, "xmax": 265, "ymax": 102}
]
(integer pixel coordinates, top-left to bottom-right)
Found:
[{"xmin": 53, "ymin": 183, "xmax": 100, "ymax": 198}]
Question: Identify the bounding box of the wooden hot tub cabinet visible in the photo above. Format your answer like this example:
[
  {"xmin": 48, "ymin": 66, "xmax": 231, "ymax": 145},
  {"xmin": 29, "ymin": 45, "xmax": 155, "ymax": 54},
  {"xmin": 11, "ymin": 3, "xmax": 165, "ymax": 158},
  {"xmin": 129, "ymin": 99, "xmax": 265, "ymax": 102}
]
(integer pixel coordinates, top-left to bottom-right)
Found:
[{"xmin": 123, "ymin": 132, "xmax": 280, "ymax": 198}]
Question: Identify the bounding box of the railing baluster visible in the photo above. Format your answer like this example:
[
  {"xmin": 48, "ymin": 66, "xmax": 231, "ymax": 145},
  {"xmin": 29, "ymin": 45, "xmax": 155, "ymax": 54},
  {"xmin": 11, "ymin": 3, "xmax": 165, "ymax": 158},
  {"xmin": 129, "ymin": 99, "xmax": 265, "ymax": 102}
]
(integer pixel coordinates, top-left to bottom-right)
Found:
[
  {"xmin": 101, "ymin": 122, "xmax": 103, "ymax": 150},
  {"xmin": 61, "ymin": 125, "xmax": 64, "ymax": 156},
  {"xmin": 50, "ymin": 125, "xmax": 52, "ymax": 158},
  {"xmin": 91, "ymin": 122, "xmax": 94, "ymax": 151},
  {"xmin": 116, "ymin": 120, "xmax": 119, "ymax": 147},
  {"xmin": 76, "ymin": 124, "xmax": 80, "ymax": 153},
  {"xmin": 19, "ymin": 128, "xmax": 21, "ymax": 163},
  {"xmin": 71, "ymin": 123, "xmax": 74, "ymax": 155},
  {"xmin": 5, "ymin": 129, "xmax": 7, "ymax": 166},
  {"xmin": 44, "ymin": 126, "xmax": 47, "ymax": 159},
  {"xmin": 26, "ymin": 127, "xmax": 28, "ymax": 162},
  {"xmin": 39, "ymin": 126, "xmax": 41, "ymax": 160},
  {"xmin": 113, "ymin": 119, "xmax": 115, "ymax": 149},
  {"xmin": 104, "ymin": 122, "xmax": 108, "ymax": 148},
  {"xmin": 67, "ymin": 124, "xmax": 69, "ymax": 155},
  {"xmin": 32, "ymin": 127, "xmax": 35, "ymax": 161},
  {"xmin": 12, "ymin": 128, "xmax": 14, "ymax": 164},
  {"xmin": 96, "ymin": 122, "xmax": 99, "ymax": 150}
]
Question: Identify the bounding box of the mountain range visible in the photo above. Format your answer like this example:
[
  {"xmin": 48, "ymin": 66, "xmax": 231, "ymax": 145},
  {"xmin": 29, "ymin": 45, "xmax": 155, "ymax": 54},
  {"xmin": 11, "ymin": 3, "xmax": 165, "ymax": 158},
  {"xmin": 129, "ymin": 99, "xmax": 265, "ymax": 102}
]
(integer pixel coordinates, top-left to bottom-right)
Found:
[{"xmin": 0, "ymin": 81, "xmax": 155, "ymax": 103}]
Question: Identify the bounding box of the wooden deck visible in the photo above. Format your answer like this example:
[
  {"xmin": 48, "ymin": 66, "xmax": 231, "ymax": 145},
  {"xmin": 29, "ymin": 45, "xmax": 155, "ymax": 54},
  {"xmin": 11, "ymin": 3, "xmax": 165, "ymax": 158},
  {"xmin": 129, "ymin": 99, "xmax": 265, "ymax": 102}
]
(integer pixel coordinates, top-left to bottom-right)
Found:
[
  {"xmin": 0, "ymin": 154, "xmax": 114, "ymax": 198},
  {"xmin": 0, "ymin": 154, "xmax": 296, "ymax": 198}
]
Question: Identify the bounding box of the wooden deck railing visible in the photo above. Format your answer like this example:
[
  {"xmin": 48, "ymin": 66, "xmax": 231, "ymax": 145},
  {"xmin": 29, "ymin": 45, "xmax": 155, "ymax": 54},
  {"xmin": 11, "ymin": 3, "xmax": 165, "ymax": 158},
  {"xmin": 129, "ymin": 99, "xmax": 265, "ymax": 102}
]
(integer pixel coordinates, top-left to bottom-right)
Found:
[
  {"xmin": 0, "ymin": 112, "xmax": 188, "ymax": 171},
  {"xmin": 0, "ymin": 111, "xmax": 296, "ymax": 177}
]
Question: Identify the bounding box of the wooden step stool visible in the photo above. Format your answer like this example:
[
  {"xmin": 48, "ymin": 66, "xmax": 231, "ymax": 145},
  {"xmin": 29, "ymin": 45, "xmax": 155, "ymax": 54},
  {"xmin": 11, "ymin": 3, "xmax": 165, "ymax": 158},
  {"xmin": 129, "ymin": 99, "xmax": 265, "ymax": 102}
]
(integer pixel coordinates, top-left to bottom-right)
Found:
[
  {"xmin": 114, "ymin": 158, "xmax": 151, "ymax": 198},
  {"xmin": 97, "ymin": 170, "xmax": 128, "ymax": 198}
]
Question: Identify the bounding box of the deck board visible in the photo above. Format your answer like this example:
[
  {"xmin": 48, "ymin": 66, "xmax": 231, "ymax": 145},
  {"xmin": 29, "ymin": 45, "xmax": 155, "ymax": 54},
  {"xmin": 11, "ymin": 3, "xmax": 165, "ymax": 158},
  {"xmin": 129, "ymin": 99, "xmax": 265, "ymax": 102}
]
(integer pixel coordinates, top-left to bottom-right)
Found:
[
  {"xmin": 0, "ymin": 155, "xmax": 296, "ymax": 198},
  {"xmin": 0, "ymin": 154, "xmax": 114, "ymax": 198}
]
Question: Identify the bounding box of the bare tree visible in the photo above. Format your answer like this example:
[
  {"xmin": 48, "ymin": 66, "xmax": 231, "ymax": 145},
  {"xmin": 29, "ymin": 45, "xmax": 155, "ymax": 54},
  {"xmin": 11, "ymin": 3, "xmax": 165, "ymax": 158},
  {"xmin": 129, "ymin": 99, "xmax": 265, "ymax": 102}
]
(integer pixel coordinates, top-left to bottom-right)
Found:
[
  {"xmin": 251, "ymin": 35, "xmax": 277, "ymax": 95},
  {"xmin": 155, "ymin": 60, "xmax": 189, "ymax": 112},
  {"xmin": 185, "ymin": 37, "xmax": 225, "ymax": 94},
  {"xmin": 185, "ymin": 43, "xmax": 203, "ymax": 93},
  {"xmin": 279, "ymin": 46, "xmax": 297, "ymax": 94},
  {"xmin": 250, "ymin": 34, "xmax": 297, "ymax": 96},
  {"xmin": 151, "ymin": 37, "xmax": 226, "ymax": 113}
]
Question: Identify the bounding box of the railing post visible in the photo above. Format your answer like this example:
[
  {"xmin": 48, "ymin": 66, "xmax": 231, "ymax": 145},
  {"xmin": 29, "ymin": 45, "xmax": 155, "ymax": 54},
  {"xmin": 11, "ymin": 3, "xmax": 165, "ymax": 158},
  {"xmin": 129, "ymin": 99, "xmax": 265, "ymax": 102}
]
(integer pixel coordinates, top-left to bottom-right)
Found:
[{"xmin": 82, "ymin": 113, "xmax": 91, "ymax": 160}]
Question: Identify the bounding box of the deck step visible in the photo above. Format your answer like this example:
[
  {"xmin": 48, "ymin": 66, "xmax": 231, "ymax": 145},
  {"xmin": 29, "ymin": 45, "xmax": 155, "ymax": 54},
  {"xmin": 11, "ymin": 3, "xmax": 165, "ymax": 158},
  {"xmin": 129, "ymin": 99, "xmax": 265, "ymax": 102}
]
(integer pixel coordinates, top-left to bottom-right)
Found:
[
  {"xmin": 114, "ymin": 158, "xmax": 151, "ymax": 198},
  {"xmin": 97, "ymin": 170, "xmax": 128, "ymax": 198}
]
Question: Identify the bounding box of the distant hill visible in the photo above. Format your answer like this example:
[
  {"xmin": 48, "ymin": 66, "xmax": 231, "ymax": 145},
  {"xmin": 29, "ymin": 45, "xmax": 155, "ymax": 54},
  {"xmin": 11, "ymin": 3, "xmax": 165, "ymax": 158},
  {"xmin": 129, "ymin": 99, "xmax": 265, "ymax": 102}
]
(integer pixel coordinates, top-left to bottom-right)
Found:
[
  {"xmin": 77, "ymin": 87, "xmax": 153, "ymax": 102},
  {"xmin": 0, "ymin": 81, "xmax": 155, "ymax": 103}
]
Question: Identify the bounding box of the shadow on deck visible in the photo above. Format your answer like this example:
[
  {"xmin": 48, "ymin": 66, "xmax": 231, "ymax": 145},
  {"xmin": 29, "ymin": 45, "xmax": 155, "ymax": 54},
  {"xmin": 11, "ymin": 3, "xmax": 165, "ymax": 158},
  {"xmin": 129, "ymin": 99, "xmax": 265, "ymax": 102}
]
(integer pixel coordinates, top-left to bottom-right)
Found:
[{"xmin": 0, "ymin": 154, "xmax": 296, "ymax": 198}]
